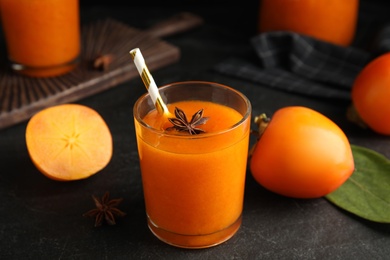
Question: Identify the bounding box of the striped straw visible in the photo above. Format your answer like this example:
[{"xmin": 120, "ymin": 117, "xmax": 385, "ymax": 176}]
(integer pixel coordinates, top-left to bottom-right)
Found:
[{"xmin": 129, "ymin": 48, "xmax": 169, "ymax": 115}]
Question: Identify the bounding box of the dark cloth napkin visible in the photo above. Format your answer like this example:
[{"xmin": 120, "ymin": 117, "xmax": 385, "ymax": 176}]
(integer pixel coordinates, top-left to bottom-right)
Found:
[{"xmin": 215, "ymin": 29, "xmax": 390, "ymax": 100}]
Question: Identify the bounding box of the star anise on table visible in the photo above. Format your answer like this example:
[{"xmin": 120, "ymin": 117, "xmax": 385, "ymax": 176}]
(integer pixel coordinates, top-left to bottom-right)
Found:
[
  {"xmin": 166, "ymin": 107, "xmax": 209, "ymax": 135},
  {"xmin": 83, "ymin": 191, "xmax": 126, "ymax": 227},
  {"xmin": 92, "ymin": 54, "xmax": 114, "ymax": 71}
]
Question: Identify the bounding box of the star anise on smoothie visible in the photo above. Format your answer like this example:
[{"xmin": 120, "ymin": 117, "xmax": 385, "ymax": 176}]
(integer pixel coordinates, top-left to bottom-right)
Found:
[
  {"xmin": 166, "ymin": 107, "xmax": 209, "ymax": 135},
  {"xmin": 83, "ymin": 191, "xmax": 126, "ymax": 227}
]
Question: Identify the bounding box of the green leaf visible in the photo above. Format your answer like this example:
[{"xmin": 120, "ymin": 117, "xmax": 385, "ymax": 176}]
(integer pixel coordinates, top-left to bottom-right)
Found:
[{"xmin": 325, "ymin": 144, "xmax": 390, "ymax": 223}]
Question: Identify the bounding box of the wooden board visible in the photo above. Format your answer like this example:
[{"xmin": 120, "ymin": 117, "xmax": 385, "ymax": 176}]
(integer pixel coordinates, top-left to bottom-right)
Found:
[{"xmin": 0, "ymin": 18, "xmax": 182, "ymax": 130}]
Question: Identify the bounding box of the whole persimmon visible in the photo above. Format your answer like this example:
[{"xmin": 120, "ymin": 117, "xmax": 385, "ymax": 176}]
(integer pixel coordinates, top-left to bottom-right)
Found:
[
  {"xmin": 258, "ymin": 0, "xmax": 359, "ymax": 46},
  {"xmin": 25, "ymin": 104, "xmax": 113, "ymax": 181},
  {"xmin": 250, "ymin": 106, "xmax": 354, "ymax": 199},
  {"xmin": 350, "ymin": 53, "xmax": 390, "ymax": 135}
]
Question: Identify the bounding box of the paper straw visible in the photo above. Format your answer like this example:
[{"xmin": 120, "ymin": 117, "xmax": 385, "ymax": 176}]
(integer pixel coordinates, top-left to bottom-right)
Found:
[{"xmin": 129, "ymin": 48, "xmax": 169, "ymax": 115}]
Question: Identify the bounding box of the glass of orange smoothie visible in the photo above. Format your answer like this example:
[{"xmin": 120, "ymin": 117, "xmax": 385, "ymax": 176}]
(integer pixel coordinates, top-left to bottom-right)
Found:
[
  {"xmin": 0, "ymin": 0, "xmax": 80, "ymax": 77},
  {"xmin": 133, "ymin": 81, "xmax": 251, "ymax": 248},
  {"xmin": 258, "ymin": 0, "xmax": 359, "ymax": 46}
]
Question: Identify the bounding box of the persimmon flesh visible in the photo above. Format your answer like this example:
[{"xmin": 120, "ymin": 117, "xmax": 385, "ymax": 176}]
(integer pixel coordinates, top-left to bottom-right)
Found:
[
  {"xmin": 250, "ymin": 106, "xmax": 354, "ymax": 199},
  {"xmin": 25, "ymin": 104, "xmax": 113, "ymax": 181},
  {"xmin": 351, "ymin": 53, "xmax": 390, "ymax": 135}
]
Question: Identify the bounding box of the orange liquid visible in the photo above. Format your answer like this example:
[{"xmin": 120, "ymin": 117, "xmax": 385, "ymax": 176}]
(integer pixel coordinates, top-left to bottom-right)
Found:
[
  {"xmin": 135, "ymin": 100, "xmax": 250, "ymax": 248},
  {"xmin": 0, "ymin": 0, "xmax": 80, "ymax": 77},
  {"xmin": 258, "ymin": 0, "xmax": 359, "ymax": 46}
]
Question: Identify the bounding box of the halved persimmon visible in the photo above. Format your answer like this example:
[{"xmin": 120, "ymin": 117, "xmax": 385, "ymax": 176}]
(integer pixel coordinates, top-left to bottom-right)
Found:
[{"xmin": 25, "ymin": 104, "xmax": 113, "ymax": 181}]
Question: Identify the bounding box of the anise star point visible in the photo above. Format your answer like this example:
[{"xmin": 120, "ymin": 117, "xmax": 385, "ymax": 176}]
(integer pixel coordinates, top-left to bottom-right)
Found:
[
  {"xmin": 83, "ymin": 191, "xmax": 126, "ymax": 227},
  {"xmin": 166, "ymin": 107, "xmax": 209, "ymax": 135}
]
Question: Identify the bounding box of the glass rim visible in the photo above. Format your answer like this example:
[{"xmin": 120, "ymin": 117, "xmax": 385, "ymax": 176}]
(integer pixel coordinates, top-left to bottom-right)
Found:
[{"xmin": 133, "ymin": 80, "xmax": 252, "ymax": 139}]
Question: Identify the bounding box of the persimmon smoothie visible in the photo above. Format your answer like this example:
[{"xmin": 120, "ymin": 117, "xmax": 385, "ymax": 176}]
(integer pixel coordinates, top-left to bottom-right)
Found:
[
  {"xmin": 0, "ymin": 0, "xmax": 80, "ymax": 77},
  {"xmin": 133, "ymin": 81, "xmax": 251, "ymax": 248}
]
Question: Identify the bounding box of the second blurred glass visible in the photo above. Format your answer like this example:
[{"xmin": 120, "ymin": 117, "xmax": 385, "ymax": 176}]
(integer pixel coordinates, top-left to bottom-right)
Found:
[
  {"xmin": 0, "ymin": 0, "xmax": 81, "ymax": 77},
  {"xmin": 258, "ymin": 0, "xmax": 359, "ymax": 46}
]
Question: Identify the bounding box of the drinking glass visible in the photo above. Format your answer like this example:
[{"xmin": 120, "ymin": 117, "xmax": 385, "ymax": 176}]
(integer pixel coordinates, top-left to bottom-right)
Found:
[
  {"xmin": 133, "ymin": 81, "xmax": 251, "ymax": 248},
  {"xmin": 258, "ymin": 0, "xmax": 359, "ymax": 46},
  {"xmin": 0, "ymin": 0, "xmax": 81, "ymax": 77}
]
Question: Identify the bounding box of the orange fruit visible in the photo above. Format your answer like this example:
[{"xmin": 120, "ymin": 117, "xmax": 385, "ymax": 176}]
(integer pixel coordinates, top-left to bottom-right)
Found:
[
  {"xmin": 25, "ymin": 104, "xmax": 113, "ymax": 181},
  {"xmin": 258, "ymin": 0, "xmax": 359, "ymax": 46},
  {"xmin": 250, "ymin": 106, "xmax": 355, "ymax": 198},
  {"xmin": 351, "ymin": 53, "xmax": 390, "ymax": 135}
]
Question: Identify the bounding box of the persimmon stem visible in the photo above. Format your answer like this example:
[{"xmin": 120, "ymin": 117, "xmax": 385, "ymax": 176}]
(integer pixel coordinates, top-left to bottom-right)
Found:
[
  {"xmin": 248, "ymin": 114, "xmax": 270, "ymax": 158},
  {"xmin": 254, "ymin": 113, "xmax": 270, "ymax": 137}
]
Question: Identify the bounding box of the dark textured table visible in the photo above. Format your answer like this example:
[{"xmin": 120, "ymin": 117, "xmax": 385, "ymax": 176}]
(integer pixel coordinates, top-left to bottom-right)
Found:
[{"xmin": 1, "ymin": 1, "xmax": 390, "ymax": 259}]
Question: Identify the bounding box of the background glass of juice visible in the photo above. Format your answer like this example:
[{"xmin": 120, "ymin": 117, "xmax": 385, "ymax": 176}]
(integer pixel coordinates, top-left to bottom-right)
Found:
[
  {"xmin": 133, "ymin": 81, "xmax": 251, "ymax": 248},
  {"xmin": 258, "ymin": 0, "xmax": 359, "ymax": 46},
  {"xmin": 0, "ymin": 0, "xmax": 80, "ymax": 77}
]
